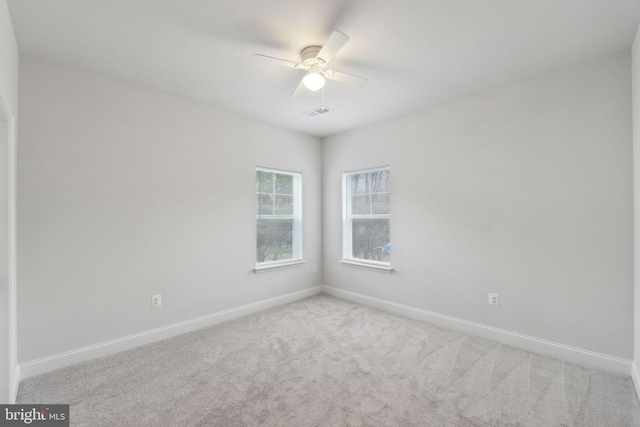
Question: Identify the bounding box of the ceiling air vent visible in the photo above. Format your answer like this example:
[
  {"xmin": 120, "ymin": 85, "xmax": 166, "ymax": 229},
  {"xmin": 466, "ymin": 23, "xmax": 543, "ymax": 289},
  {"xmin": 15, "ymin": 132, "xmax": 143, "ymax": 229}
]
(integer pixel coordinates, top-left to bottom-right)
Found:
[{"xmin": 303, "ymin": 106, "xmax": 332, "ymax": 118}]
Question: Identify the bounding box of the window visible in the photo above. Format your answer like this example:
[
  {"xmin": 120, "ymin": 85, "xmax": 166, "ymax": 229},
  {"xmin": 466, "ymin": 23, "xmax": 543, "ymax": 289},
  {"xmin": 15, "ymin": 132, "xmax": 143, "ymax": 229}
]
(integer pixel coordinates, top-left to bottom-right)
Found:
[
  {"xmin": 343, "ymin": 166, "xmax": 391, "ymax": 270},
  {"xmin": 256, "ymin": 168, "xmax": 302, "ymax": 269}
]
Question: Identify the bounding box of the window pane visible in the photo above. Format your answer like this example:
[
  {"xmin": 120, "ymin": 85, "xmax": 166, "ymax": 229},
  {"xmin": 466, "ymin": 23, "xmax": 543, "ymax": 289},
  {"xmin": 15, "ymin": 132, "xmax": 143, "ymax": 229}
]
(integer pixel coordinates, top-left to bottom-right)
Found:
[
  {"xmin": 344, "ymin": 167, "xmax": 390, "ymax": 265},
  {"xmin": 257, "ymin": 171, "xmax": 274, "ymax": 193},
  {"xmin": 275, "ymin": 195, "xmax": 293, "ymax": 215},
  {"xmin": 257, "ymin": 194, "xmax": 273, "ymax": 215},
  {"xmin": 352, "ymin": 195, "xmax": 370, "ymax": 215},
  {"xmin": 257, "ymin": 219, "xmax": 294, "ymax": 262},
  {"xmin": 256, "ymin": 168, "xmax": 302, "ymax": 265},
  {"xmin": 370, "ymin": 170, "xmax": 390, "ymax": 192},
  {"xmin": 275, "ymin": 174, "xmax": 293, "ymax": 195},
  {"xmin": 351, "ymin": 219, "xmax": 390, "ymax": 262},
  {"xmin": 350, "ymin": 173, "xmax": 368, "ymax": 194},
  {"xmin": 372, "ymin": 193, "xmax": 389, "ymax": 214}
]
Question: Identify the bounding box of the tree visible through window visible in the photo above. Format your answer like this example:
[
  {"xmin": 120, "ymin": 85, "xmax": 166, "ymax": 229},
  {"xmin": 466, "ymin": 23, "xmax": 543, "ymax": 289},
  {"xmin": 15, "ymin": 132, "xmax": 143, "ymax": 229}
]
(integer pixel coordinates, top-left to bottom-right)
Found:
[
  {"xmin": 343, "ymin": 167, "xmax": 390, "ymax": 265},
  {"xmin": 256, "ymin": 168, "xmax": 302, "ymax": 264}
]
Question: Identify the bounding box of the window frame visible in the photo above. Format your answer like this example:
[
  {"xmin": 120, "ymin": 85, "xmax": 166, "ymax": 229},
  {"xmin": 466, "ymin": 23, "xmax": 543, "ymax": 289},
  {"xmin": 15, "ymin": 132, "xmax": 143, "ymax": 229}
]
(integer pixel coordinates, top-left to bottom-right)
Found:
[
  {"xmin": 342, "ymin": 166, "xmax": 392, "ymax": 272},
  {"xmin": 255, "ymin": 167, "xmax": 304, "ymax": 273}
]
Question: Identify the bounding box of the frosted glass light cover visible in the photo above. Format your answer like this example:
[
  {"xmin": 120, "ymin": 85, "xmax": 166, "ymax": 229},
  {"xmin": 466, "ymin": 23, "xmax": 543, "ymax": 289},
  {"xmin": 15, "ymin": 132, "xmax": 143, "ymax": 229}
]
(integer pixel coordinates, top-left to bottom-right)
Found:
[{"xmin": 303, "ymin": 73, "xmax": 325, "ymax": 91}]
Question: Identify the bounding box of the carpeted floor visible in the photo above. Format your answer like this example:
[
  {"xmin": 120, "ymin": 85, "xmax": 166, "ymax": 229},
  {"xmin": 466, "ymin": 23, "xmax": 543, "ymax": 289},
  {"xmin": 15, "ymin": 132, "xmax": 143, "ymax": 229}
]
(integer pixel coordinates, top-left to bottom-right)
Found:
[{"xmin": 17, "ymin": 294, "xmax": 640, "ymax": 426}]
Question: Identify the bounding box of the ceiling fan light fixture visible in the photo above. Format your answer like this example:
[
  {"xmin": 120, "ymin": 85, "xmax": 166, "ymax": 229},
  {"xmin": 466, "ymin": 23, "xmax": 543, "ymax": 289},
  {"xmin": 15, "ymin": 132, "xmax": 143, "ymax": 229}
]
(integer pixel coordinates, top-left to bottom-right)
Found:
[
  {"xmin": 303, "ymin": 72, "xmax": 325, "ymax": 91},
  {"xmin": 254, "ymin": 31, "xmax": 367, "ymax": 98}
]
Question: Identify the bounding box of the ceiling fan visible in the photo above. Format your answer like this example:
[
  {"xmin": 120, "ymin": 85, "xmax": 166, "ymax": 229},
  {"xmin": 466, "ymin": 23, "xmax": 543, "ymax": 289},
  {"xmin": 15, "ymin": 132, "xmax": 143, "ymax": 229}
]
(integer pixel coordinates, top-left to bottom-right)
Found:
[{"xmin": 253, "ymin": 30, "xmax": 368, "ymax": 97}]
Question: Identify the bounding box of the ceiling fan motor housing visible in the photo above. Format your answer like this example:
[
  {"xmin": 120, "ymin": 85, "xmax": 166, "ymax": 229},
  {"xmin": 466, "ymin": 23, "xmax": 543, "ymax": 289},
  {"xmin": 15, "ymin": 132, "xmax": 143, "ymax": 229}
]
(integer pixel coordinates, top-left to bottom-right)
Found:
[{"xmin": 301, "ymin": 46, "xmax": 325, "ymax": 67}]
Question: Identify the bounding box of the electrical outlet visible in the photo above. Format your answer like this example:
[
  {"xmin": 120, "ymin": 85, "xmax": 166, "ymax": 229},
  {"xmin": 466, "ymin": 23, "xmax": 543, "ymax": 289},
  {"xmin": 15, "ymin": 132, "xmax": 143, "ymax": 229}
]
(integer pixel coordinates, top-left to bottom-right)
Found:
[
  {"xmin": 488, "ymin": 293, "xmax": 499, "ymax": 306},
  {"xmin": 152, "ymin": 294, "xmax": 161, "ymax": 308},
  {"xmin": 313, "ymin": 265, "xmax": 317, "ymax": 273}
]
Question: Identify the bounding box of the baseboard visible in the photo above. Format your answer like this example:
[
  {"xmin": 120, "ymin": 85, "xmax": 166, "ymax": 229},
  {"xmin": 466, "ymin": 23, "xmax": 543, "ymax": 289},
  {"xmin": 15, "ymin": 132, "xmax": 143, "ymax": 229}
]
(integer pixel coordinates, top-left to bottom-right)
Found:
[
  {"xmin": 322, "ymin": 286, "xmax": 632, "ymax": 376},
  {"xmin": 19, "ymin": 286, "xmax": 322, "ymax": 380},
  {"xmin": 632, "ymin": 362, "xmax": 640, "ymax": 401},
  {"xmin": 17, "ymin": 285, "xmax": 632, "ymax": 383}
]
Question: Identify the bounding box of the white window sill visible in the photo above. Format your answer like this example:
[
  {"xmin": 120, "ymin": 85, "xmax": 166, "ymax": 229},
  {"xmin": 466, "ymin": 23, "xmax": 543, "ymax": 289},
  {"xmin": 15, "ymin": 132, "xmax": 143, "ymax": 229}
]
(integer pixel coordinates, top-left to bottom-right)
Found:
[
  {"xmin": 254, "ymin": 259, "xmax": 306, "ymax": 274},
  {"xmin": 340, "ymin": 259, "xmax": 393, "ymax": 273}
]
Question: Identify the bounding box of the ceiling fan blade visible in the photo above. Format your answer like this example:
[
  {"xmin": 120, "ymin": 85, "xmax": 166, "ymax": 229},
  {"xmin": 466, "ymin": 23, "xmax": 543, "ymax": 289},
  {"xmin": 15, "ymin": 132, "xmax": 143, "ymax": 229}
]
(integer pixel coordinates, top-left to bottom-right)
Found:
[
  {"xmin": 253, "ymin": 53, "xmax": 300, "ymax": 69},
  {"xmin": 325, "ymin": 70, "xmax": 368, "ymax": 86},
  {"xmin": 291, "ymin": 78, "xmax": 306, "ymax": 97},
  {"xmin": 317, "ymin": 31, "xmax": 349, "ymax": 65}
]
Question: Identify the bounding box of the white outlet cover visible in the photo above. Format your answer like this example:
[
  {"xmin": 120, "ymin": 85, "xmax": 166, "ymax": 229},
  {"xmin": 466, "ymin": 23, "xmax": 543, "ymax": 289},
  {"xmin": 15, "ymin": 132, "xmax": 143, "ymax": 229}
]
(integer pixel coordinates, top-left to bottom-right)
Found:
[
  {"xmin": 488, "ymin": 293, "xmax": 499, "ymax": 306},
  {"xmin": 152, "ymin": 294, "xmax": 162, "ymax": 308}
]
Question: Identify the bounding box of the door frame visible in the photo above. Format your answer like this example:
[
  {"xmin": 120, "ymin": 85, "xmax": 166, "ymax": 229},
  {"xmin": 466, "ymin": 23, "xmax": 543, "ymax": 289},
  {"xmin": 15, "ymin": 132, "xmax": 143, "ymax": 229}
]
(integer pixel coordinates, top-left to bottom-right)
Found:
[{"xmin": 0, "ymin": 81, "xmax": 18, "ymax": 403}]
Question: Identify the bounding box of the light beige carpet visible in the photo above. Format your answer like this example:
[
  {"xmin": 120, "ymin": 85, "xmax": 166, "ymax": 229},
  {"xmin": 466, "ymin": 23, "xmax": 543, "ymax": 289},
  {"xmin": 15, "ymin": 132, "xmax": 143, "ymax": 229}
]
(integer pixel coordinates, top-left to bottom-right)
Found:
[{"xmin": 17, "ymin": 294, "xmax": 640, "ymax": 426}]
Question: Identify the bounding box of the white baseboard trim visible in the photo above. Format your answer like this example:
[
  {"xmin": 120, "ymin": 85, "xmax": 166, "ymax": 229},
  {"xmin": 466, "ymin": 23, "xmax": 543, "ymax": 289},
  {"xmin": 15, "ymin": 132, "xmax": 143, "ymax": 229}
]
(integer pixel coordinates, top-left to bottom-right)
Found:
[
  {"xmin": 19, "ymin": 286, "xmax": 322, "ymax": 380},
  {"xmin": 632, "ymin": 362, "xmax": 640, "ymax": 401},
  {"xmin": 322, "ymin": 286, "xmax": 632, "ymax": 376}
]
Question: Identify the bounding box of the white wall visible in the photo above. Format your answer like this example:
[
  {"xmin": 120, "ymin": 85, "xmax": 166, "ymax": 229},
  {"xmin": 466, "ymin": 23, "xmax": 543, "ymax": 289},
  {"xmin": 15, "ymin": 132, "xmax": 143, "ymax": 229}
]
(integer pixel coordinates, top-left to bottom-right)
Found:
[
  {"xmin": 0, "ymin": 0, "xmax": 18, "ymax": 403},
  {"xmin": 17, "ymin": 56, "xmax": 322, "ymax": 366},
  {"xmin": 323, "ymin": 52, "xmax": 633, "ymax": 361},
  {"xmin": 632, "ymin": 23, "xmax": 640, "ymax": 393}
]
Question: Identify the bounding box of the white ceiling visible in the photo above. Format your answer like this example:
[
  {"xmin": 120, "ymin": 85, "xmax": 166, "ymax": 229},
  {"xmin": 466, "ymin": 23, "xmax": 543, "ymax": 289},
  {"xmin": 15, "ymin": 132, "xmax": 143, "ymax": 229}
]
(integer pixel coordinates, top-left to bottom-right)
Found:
[{"xmin": 7, "ymin": 0, "xmax": 640, "ymax": 137}]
